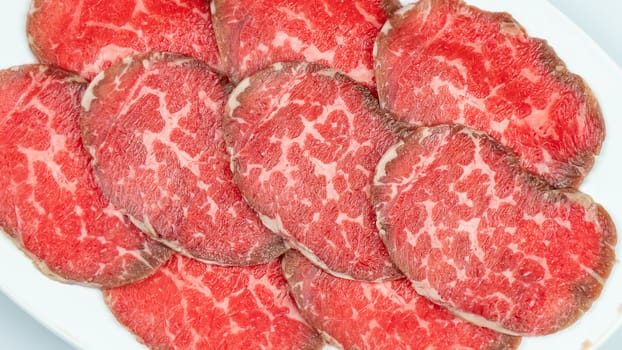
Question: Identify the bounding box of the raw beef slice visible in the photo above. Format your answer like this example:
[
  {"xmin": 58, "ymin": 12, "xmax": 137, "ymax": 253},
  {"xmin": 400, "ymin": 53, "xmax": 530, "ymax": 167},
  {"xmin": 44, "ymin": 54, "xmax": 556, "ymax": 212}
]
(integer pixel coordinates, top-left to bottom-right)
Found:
[
  {"xmin": 224, "ymin": 61, "xmax": 401, "ymax": 281},
  {"xmin": 373, "ymin": 124, "xmax": 616, "ymax": 335},
  {"xmin": 81, "ymin": 52, "xmax": 285, "ymax": 266},
  {"xmin": 283, "ymin": 250, "xmax": 521, "ymax": 350},
  {"xmin": 374, "ymin": 0, "xmax": 605, "ymax": 188},
  {"xmin": 27, "ymin": 0, "xmax": 221, "ymax": 80},
  {"xmin": 211, "ymin": 0, "xmax": 387, "ymax": 89},
  {"xmin": 0, "ymin": 65, "xmax": 171, "ymax": 287},
  {"xmin": 104, "ymin": 254, "xmax": 324, "ymax": 349}
]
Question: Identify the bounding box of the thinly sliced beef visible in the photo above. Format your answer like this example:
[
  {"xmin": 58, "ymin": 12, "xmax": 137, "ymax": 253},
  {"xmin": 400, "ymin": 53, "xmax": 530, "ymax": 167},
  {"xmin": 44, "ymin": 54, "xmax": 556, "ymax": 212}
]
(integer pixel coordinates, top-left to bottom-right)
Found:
[
  {"xmin": 224, "ymin": 62, "xmax": 401, "ymax": 281},
  {"xmin": 104, "ymin": 254, "xmax": 324, "ymax": 349},
  {"xmin": 81, "ymin": 52, "xmax": 285, "ymax": 266},
  {"xmin": 211, "ymin": 0, "xmax": 387, "ymax": 89},
  {"xmin": 283, "ymin": 250, "xmax": 521, "ymax": 350},
  {"xmin": 27, "ymin": 0, "xmax": 221, "ymax": 80},
  {"xmin": 0, "ymin": 64, "xmax": 171, "ymax": 287},
  {"xmin": 373, "ymin": 124, "xmax": 616, "ymax": 335},
  {"xmin": 374, "ymin": 0, "xmax": 604, "ymax": 188}
]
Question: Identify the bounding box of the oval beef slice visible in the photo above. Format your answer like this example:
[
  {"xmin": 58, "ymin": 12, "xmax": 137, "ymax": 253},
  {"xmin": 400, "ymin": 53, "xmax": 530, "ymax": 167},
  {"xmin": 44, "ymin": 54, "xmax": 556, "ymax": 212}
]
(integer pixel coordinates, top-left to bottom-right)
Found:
[
  {"xmin": 27, "ymin": 0, "xmax": 221, "ymax": 80},
  {"xmin": 0, "ymin": 65, "xmax": 171, "ymax": 287},
  {"xmin": 81, "ymin": 52, "xmax": 285, "ymax": 266},
  {"xmin": 224, "ymin": 62, "xmax": 401, "ymax": 281},
  {"xmin": 373, "ymin": 124, "xmax": 616, "ymax": 335},
  {"xmin": 374, "ymin": 0, "xmax": 604, "ymax": 188},
  {"xmin": 282, "ymin": 250, "xmax": 521, "ymax": 350},
  {"xmin": 211, "ymin": 0, "xmax": 387, "ymax": 89},
  {"xmin": 104, "ymin": 254, "xmax": 324, "ymax": 349}
]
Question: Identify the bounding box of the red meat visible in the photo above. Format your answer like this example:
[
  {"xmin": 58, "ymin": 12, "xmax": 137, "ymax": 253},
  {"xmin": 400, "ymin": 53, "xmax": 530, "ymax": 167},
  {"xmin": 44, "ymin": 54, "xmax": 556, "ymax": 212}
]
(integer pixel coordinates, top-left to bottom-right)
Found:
[
  {"xmin": 282, "ymin": 250, "xmax": 521, "ymax": 350},
  {"xmin": 27, "ymin": 0, "xmax": 221, "ymax": 80},
  {"xmin": 372, "ymin": 124, "xmax": 616, "ymax": 335},
  {"xmin": 211, "ymin": 0, "xmax": 387, "ymax": 89},
  {"xmin": 224, "ymin": 61, "xmax": 401, "ymax": 281},
  {"xmin": 0, "ymin": 64, "xmax": 171, "ymax": 287},
  {"xmin": 81, "ymin": 52, "xmax": 285, "ymax": 266},
  {"xmin": 374, "ymin": 0, "xmax": 604, "ymax": 188},
  {"xmin": 104, "ymin": 254, "xmax": 324, "ymax": 349}
]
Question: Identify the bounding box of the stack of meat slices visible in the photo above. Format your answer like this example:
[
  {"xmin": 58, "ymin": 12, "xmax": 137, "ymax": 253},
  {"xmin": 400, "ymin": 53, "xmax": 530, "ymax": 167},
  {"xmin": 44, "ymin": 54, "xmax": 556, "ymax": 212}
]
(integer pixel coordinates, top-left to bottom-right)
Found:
[
  {"xmin": 0, "ymin": 64, "xmax": 171, "ymax": 287},
  {"xmin": 374, "ymin": 0, "xmax": 604, "ymax": 189},
  {"xmin": 0, "ymin": 0, "xmax": 616, "ymax": 348},
  {"xmin": 79, "ymin": 51, "xmax": 325, "ymax": 347},
  {"xmin": 370, "ymin": 0, "xmax": 615, "ymax": 338}
]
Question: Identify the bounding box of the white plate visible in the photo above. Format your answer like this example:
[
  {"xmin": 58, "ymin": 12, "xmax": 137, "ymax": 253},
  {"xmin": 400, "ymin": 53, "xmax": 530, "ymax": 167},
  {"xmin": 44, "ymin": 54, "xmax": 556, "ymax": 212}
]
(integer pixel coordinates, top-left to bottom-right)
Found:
[{"xmin": 0, "ymin": 1, "xmax": 620, "ymax": 349}]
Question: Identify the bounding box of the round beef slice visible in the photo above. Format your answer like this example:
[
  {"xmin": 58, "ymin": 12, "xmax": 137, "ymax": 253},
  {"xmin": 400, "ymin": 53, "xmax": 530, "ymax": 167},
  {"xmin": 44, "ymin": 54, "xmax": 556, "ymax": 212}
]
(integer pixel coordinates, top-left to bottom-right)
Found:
[
  {"xmin": 374, "ymin": 0, "xmax": 605, "ymax": 188},
  {"xmin": 0, "ymin": 64, "xmax": 171, "ymax": 287},
  {"xmin": 211, "ymin": 0, "xmax": 387, "ymax": 89},
  {"xmin": 104, "ymin": 254, "xmax": 324, "ymax": 350},
  {"xmin": 282, "ymin": 250, "xmax": 521, "ymax": 350},
  {"xmin": 373, "ymin": 124, "xmax": 616, "ymax": 335},
  {"xmin": 27, "ymin": 0, "xmax": 221, "ymax": 80},
  {"xmin": 224, "ymin": 61, "xmax": 401, "ymax": 281},
  {"xmin": 81, "ymin": 52, "xmax": 285, "ymax": 266}
]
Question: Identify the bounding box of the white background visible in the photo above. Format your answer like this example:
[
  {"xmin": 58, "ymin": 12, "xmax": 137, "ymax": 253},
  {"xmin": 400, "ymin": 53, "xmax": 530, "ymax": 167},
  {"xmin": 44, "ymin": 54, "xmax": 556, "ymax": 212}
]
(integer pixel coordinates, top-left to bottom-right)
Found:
[{"xmin": 0, "ymin": 0, "xmax": 621, "ymax": 349}]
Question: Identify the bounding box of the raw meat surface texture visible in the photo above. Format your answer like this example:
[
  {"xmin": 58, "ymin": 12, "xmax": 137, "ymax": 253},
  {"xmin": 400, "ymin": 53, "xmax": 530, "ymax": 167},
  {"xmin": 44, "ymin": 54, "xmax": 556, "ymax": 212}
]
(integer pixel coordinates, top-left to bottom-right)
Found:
[
  {"xmin": 224, "ymin": 61, "xmax": 401, "ymax": 281},
  {"xmin": 374, "ymin": 0, "xmax": 605, "ymax": 188},
  {"xmin": 81, "ymin": 52, "xmax": 285, "ymax": 266},
  {"xmin": 211, "ymin": 0, "xmax": 387, "ymax": 89},
  {"xmin": 373, "ymin": 124, "xmax": 616, "ymax": 335},
  {"xmin": 0, "ymin": 64, "xmax": 171, "ymax": 287},
  {"xmin": 104, "ymin": 254, "xmax": 324, "ymax": 350},
  {"xmin": 282, "ymin": 250, "xmax": 521, "ymax": 350},
  {"xmin": 27, "ymin": 0, "xmax": 221, "ymax": 80}
]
